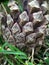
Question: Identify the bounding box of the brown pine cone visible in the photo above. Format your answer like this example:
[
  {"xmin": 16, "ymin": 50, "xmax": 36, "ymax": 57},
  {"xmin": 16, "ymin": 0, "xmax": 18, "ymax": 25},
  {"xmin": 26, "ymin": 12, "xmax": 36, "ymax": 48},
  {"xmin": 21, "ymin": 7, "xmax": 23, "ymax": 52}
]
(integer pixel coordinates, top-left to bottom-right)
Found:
[{"xmin": 1, "ymin": 0, "xmax": 49, "ymax": 52}]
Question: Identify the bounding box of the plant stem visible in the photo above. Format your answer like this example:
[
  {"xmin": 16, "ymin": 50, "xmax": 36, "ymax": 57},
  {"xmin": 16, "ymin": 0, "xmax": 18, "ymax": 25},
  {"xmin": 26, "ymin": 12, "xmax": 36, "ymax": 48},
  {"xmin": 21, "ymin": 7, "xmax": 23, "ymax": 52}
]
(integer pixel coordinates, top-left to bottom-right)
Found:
[
  {"xmin": 1, "ymin": 3, "xmax": 8, "ymax": 15},
  {"xmin": 31, "ymin": 47, "xmax": 34, "ymax": 63}
]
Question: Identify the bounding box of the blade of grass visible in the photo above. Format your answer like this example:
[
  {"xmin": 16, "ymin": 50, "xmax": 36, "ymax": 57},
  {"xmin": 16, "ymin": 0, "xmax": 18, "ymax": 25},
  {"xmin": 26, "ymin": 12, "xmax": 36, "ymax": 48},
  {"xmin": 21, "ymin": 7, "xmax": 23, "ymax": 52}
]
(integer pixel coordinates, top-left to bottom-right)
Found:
[
  {"xmin": 15, "ymin": 0, "xmax": 23, "ymax": 12},
  {"xmin": 5, "ymin": 56, "xmax": 14, "ymax": 65},
  {"xmin": 2, "ymin": 42, "xmax": 27, "ymax": 57},
  {"xmin": 0, "ymin": 50, "xmax": 27, "ymax": 56},
  {"xmin": 2, "ymin": 42, "xmax": 20, "ymax": 51},
  {"xmin": 15, "ymin": 55, "xmax": 25, "ymax": 65},
  {"xmin": 15, "ymin": 55, "xmax": 28, "ymax": 60}
]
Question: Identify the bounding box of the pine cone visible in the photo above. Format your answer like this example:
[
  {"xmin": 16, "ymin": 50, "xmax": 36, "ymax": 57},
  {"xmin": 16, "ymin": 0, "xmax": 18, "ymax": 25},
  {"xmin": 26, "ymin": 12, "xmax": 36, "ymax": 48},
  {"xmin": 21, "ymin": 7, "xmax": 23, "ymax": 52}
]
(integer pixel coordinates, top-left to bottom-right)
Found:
[{"xmin": 1, "ymin": 0, "xmax": 49, "ymax": 52}]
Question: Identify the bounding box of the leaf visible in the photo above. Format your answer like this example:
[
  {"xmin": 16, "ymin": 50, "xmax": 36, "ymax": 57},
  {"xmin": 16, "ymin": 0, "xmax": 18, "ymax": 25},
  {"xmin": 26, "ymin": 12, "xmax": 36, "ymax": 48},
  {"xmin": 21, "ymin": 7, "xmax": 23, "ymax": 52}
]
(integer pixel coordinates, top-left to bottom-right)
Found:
[
  {"xmin": 44, "ymin": 57, "xmax": 49, "ymax": 65},
  {"xmin": 0, "ymin": 50, "xmax": 26, "ymax": 55},
  {"xmin": 28, "ymin": 62, "xmax": 34, "ymax": 65},
  {"xmin": 2, "ymin": 42, "xmax": 27, "ymax": 57},
  {"xmin": 0, "ymin": 0, "xmax": 9, "ymax": 3},
  {"xmin": 15, "ymin": 55, "xmax": 24, "ymax": 64},
  {"xmin": 2, "ymin": 42, "xmax": 19, "ymax": 51},
  {"xmin": 46, "ymin": 52, "xmax": 49, "ymax": 57},
  {"xmin": 47, "ymin": 24, "xmax": 49, "ymax": 28},
  {"xmin": 2, "ymin": 0, "xmax": 10, "ymax": 14},
  {"xmin": 15, "ymin": 0, "xmax": 23, "ymax": 12},
  {"xmin": 25, "ymin": 61, "xmax": 34, "ymax": 65},
  {"xmin": 37, "ymin": 64, "xmax": 42, "ymax": 65},
  {"xmin": 0, "ymin": 35, "xmax": 5, "ymax": 44},
  {"xmin": 5, "ymin": 56, "xmax": 14, "ymax": 65},
  {"xmin": 15, "ymin": 55, "xmax": 28, "ymax": 59}
]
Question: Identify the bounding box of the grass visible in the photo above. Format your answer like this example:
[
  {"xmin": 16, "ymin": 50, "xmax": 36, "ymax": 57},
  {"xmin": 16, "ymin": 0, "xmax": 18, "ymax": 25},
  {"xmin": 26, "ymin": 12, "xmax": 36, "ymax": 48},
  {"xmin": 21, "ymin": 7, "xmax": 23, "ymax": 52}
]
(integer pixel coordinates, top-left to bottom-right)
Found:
[{"xmin": 0, "ymin": 36, "xmax": 49, "ymax": 65}]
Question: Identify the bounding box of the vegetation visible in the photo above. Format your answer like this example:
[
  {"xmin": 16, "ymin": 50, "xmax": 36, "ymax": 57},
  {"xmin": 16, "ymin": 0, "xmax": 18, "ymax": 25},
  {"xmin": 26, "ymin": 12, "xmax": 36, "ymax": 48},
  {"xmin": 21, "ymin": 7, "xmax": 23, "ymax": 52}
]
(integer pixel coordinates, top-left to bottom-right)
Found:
[{"xmin": 0, "ymin": 0, "xmax": 49, "ymax": 65}]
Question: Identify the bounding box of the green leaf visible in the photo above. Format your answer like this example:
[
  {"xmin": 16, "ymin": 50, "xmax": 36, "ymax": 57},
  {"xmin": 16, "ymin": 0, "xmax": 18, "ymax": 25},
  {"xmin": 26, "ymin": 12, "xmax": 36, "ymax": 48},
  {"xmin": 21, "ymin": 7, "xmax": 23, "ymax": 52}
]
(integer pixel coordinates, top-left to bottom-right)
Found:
[
  {"xmin": 46, "ymin": 52, "xmax": 49, "ymax": 57},
  {"xmin": 47, "ymin": 24, "xmax": 49, "ymax": 28},
  {"xmin": 2, "ymin": 0, "xmax": 10, "ymax": 13},
  {"xmin": 15, "ymin": 55, "xmax": 24, "ymax": 64},
  {"xmin": 28, "ymin": 62, "xmax": 34, "ymax": 65},
  {"xmin": 0, "ymin": 0, "xmax": 9, "ymax": 2},
  {"xmin": 2, "ymin": 42, "xmax": 27, "ymax": 57},
  {"xmin": 25, "ymin": 61, "xmax": 34, "ymax": 65},
  {"xmin": 0, "ymin": 50, "xmax": 26, "ymax": 55},
  {"xmin": 15, "ymin": 55, "xmax": 28, "ymax": 59},
  {"xmin": 37, "ymin": 64, "xmax": 42, "ymax": 65},
  {"xmin": 5, "ymin": 56, "xmax": 14, "ymax": 65},
  {"xmin": 15, "ymin": 0, "xmax": 23, "ymax": 12},
  {"xmin": 2, "ymin": 42, "xmax": 20, "ymax": 51},
  {"xmin": 0, "ymin": 35, "xmax": 5, "ymax": 44},
  {"xmin": 44, "ymin": 57, "xmax": 49, "ymax": 65}
]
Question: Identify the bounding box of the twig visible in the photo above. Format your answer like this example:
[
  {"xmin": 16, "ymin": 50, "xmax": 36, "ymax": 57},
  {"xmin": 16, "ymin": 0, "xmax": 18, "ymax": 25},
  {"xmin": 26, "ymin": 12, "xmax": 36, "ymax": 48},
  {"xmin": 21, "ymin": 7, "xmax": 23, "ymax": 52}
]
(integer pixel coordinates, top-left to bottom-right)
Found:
[
  {"xmin": 1, "ymin": 3, "xmax": 8, "ymax": 15},
  {"xmin": 31, "ymin": 47, "xmax": 34, "ymax": 63},
  {"xmin": 43, "ymin": 48, "xmax": 49, "ymax": 56},
  {"xmin": 34, "ymin": 58, "xmax": 39, "ymax": 62}
]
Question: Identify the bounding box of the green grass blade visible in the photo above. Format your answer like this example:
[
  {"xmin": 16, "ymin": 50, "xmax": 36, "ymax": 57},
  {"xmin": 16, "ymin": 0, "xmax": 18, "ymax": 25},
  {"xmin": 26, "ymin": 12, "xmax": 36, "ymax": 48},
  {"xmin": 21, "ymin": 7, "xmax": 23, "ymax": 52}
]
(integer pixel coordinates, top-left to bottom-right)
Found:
[{"xmin": 5, "ymin": 56, "xmax": 14, "ymax": 65}]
